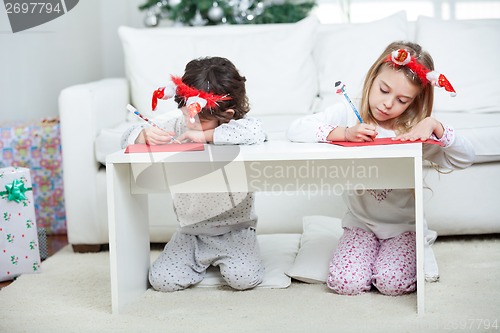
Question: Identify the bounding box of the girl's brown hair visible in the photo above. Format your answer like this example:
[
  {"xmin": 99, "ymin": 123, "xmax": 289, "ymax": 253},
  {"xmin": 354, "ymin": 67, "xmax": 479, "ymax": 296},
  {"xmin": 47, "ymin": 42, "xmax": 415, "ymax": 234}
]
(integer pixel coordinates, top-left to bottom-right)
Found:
[
  {"xmin": 174, "ymin": 56, "xmax": 250, "ymax": 122},
  {"xmin": 359, "ymin": 41, "xmax": 435, "ymax": 134}
]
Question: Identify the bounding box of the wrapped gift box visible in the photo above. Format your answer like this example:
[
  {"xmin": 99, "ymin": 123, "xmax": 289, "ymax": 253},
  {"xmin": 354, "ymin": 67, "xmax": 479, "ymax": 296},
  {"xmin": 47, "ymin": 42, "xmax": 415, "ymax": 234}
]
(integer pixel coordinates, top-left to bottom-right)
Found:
[
  {"xmin": 0, "ymin": 167, "xmax": 42, "ymax": 282},
  {"xmin": 0, "ymin": 119, "xmax": 66, "ymax": 234}
]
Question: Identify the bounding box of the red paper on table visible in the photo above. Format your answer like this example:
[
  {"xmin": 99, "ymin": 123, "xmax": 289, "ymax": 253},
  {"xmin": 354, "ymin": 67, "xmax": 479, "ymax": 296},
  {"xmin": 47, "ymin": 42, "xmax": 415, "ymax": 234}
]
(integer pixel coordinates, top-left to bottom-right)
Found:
[
  {"xmin": 125, "ymin": 143, "xmax": 205, "ymax": 153},
  {"xmin": 329, "ymin": 138, "xmax": 444, "ymax": 147}
]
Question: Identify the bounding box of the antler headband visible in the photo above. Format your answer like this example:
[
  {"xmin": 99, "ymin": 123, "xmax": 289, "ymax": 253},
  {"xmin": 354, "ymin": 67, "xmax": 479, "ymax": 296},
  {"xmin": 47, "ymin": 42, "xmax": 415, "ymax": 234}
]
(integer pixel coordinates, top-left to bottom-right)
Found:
[
  {"xmin": 385, "ymin": 49, "xmax": 456, "ymax": 97},
  {"xmin": 151, "ymin": 75, "xmax": 232, "ymax": 123}
]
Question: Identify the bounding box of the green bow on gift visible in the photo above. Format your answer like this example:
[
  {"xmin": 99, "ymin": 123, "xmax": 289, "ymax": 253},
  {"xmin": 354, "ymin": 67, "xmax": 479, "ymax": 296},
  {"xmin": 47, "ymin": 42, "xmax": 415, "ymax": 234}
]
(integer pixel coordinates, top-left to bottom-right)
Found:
[{"xmin": 1, "ymin": 179, "xmax": 32, "ymax": 203}]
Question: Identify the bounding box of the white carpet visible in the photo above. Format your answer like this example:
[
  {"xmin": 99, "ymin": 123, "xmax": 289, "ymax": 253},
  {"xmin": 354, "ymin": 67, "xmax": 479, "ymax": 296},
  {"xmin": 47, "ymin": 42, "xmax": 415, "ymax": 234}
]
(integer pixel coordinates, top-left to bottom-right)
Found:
[{"xmin": 1, "ymin": 236, "xmax": 499, "ymax": 333}]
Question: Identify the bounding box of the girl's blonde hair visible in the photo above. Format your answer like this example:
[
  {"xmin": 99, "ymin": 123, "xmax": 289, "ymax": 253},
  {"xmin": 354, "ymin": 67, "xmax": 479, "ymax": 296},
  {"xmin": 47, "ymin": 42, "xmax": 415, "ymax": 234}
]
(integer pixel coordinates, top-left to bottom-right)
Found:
[{"xmin": 359, "ymin": 41, "xmax": 435, "ymax": 134}]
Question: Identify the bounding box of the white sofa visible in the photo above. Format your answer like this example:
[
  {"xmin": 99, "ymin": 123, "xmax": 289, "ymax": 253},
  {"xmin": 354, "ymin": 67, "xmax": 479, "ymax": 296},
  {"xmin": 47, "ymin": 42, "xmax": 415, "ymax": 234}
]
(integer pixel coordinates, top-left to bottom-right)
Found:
[{"xmin": 59, "ymin": 12, "xmax": 500, "ymax": 251}]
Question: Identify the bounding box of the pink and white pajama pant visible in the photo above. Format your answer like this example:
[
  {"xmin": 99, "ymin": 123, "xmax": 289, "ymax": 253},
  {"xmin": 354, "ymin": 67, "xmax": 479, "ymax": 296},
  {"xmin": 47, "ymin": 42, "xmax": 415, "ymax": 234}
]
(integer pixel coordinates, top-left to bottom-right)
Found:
[{"xmin": 327, "ymin": 227, "xmax": 417, "ymax": 296}]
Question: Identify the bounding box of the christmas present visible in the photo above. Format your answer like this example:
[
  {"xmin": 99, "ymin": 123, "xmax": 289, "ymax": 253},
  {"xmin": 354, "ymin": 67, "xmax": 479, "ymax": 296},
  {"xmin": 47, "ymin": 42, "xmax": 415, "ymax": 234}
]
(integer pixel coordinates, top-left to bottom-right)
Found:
[
  {"xmin": 0, "ymin": 119, "xmax": 66, "ymax": 234},
  {"xmin": 0, "ymin": 167, "xmax": 41, "ymax": 282}
]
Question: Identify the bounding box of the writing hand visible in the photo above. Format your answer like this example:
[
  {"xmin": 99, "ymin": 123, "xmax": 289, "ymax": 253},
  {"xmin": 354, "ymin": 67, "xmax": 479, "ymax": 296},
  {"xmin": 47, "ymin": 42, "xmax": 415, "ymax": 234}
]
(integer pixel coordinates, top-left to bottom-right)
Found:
[
  {"xmin": 137, "ymin": 127, "xmax": 178, "ymax": 145},
  {"xmin": 346, "ymin": 123, "xmax": 378, "ymax": 142}
]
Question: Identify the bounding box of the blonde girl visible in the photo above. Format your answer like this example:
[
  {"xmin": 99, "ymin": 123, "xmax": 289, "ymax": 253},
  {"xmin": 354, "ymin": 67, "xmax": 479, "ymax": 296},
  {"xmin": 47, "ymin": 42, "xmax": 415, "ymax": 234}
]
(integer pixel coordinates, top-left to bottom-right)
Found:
[{"xmin": 287, "ymin": 41, "xmax": 475, "ymax": 296}]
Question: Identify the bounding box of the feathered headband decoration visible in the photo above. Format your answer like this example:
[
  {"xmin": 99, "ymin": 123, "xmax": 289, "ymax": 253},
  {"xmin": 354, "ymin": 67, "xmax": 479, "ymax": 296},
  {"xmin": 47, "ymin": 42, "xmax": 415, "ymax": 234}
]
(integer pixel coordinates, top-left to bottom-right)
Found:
[
  {"xmin": 385, "ymin": 49, "xmax": 456, "ymax": 97},
  {"xmin": 152, "ymin": 75, "xmax": 232, "ymax": 123}
]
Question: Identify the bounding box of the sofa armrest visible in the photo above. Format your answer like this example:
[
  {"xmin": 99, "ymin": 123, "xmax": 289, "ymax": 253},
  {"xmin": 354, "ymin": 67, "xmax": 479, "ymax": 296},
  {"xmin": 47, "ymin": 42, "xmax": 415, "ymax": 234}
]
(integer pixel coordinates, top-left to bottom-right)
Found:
[{"xmin": 58, "ymin": 78, "xmax": 129, "ymax": 244}]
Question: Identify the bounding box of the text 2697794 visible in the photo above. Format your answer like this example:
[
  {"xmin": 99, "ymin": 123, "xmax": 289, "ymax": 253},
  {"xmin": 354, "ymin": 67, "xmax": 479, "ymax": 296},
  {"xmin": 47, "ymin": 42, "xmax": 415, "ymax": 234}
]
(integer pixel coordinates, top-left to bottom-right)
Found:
[{"xmin": 5, "ymin": 2, "xmax": 61, "ymax": 14}]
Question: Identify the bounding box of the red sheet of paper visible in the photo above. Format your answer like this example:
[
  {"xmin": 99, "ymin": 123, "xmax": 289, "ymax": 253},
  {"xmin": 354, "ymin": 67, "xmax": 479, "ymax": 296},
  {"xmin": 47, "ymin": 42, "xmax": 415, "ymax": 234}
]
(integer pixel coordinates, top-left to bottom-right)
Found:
[
  {"xmin": 329, "ymin": 138, "xmax": 444, "ymax": 147},
  {"xmin": 125, "ymin": 143, "xmax": 205, "ymax": 153}
]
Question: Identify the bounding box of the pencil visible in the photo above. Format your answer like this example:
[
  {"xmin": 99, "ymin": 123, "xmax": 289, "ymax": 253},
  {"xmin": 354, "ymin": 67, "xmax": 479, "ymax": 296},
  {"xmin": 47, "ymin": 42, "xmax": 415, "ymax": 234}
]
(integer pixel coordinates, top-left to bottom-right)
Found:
[
  {"xmin": 335, "ymin": 81, "xmax": 364, "ymax": 123},
  {"xmin": 126, "ymin": 104, "xmax": 181, "ymax": 144}
]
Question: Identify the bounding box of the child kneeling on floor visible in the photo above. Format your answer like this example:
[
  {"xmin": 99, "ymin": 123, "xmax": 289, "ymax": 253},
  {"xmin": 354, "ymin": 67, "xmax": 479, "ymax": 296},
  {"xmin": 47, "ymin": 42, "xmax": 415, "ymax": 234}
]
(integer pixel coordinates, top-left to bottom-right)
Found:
[
  {"xmin": 121, "ymin": 56, "xmax": 267, "ymax": 292},
  {"xmin": 287, "ymin": 41, "xmax": 475, "ymax": 296}
]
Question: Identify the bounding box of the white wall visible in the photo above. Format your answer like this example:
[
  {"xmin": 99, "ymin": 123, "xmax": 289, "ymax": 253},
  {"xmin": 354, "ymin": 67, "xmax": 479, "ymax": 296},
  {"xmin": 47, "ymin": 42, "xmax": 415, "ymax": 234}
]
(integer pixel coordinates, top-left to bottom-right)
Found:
[
  {"xmin": 0, "ymin": 0, "xmax": 144, "ymax": 123},
  {"xmin": 99, "ymin": 0, "xmax": 145, "ymax": 78}
]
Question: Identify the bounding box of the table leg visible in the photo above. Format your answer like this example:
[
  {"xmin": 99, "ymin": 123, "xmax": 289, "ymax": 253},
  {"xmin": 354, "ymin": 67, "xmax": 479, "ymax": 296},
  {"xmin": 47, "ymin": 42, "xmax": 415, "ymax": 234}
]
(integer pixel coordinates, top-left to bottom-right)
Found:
[
  {"xmin": 107, "ymin": 163, "xmax": 150, "ymax": 314},
  {"xmin": 414, "ymin": 157, "xmax": 425, "ymax": 315}
]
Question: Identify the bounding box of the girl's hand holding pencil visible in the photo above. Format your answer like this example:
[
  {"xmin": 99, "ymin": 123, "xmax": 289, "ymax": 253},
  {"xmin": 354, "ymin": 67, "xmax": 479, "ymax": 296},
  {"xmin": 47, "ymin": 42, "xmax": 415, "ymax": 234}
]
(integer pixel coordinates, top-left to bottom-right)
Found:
[
  {"xmin": 127, "ymin": 104, "xmax": 181, "ymax": 144},
  {"xmin": 333, "ymin": 82, "xmax": 377, "ymax": 142},
  {"xmin": 344, "ymin": 123, "xmax": 378, "ymax": 142}
]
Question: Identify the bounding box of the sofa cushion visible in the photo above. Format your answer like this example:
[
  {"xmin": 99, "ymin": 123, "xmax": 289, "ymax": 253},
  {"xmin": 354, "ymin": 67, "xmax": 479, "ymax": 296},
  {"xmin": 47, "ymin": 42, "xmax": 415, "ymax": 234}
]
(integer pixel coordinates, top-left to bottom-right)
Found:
[
  {"xmin": 416, "ymin": 16, "xmax": 500, "ymax": 113},
  {"xmin": 118, "ymin": 17, "xmax": 319, "ymax": 121},
  {"xmin": 286, "ymin": 216, "xmax": 343, "ymax": 284},
  {"xmin": 313, "ymin": 11, "xmax": 409, "ymax": 104},
  {"xmin": 95, "ymin": 121, "xmax": 133, "ymax": 164},
  {"xmin": 434, "ymin": 111, "xmax": 500, "ymax": 163}
]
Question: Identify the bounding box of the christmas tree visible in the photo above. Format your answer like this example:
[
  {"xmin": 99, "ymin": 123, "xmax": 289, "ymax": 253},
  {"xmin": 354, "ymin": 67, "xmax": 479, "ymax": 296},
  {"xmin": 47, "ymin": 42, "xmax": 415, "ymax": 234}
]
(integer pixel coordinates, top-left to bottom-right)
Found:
[{"xmin": 139, "ymin": 0, "xmax": 316, "ymax": 27}]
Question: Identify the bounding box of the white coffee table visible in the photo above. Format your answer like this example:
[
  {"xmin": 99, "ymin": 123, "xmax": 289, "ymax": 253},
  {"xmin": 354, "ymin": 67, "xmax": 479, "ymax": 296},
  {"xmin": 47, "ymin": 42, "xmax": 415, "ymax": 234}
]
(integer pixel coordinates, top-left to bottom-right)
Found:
[{"xmin": 106, "ymin": 141, "xmax": 425, "ymax": 315}]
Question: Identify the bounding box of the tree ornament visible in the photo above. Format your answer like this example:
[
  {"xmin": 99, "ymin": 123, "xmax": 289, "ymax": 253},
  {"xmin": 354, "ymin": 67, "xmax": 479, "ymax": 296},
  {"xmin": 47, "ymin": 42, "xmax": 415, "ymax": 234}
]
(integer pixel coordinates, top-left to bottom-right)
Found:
[
  {"xmin": 144, "ymin": 11, "xmax": 159, "ymax": 27},
  {"xmin": 168, "ymin": 0, "xmax": 182, "ymax": 6},
  {"xmin": 190, "ymin": 9, "xmax": 208, "ymax": 26},
  {"xmin": 208, "ymin": 2, "xmax": 224, "ymax": 22}
]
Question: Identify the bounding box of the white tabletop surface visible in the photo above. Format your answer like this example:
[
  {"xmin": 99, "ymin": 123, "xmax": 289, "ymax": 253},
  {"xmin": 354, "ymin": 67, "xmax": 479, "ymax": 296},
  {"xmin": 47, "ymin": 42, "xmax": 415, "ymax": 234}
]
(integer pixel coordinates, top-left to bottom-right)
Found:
[{"xmin": 106, "ymin": 141, "xmax": 422, "ymax": 164}]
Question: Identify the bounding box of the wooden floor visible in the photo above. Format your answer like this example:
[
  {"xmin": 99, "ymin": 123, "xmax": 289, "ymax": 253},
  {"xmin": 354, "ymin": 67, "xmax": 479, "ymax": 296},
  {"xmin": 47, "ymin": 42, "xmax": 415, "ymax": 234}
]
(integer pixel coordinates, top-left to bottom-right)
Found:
[{"xmin": 0, "ymin": 233, "xmax": 68, "ymax": 289}]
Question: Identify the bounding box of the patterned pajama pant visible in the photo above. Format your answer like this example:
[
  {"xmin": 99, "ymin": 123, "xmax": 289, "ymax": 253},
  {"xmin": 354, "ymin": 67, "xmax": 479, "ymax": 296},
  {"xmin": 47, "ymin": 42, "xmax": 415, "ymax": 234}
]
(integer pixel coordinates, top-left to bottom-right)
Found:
[
  {"xmin": 327, "ymin": 227, "xmax": 417, "ymax": 296},
  {"xmin": 149, "ymin": 227, "xmax": 264, "ymax": 292}
]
